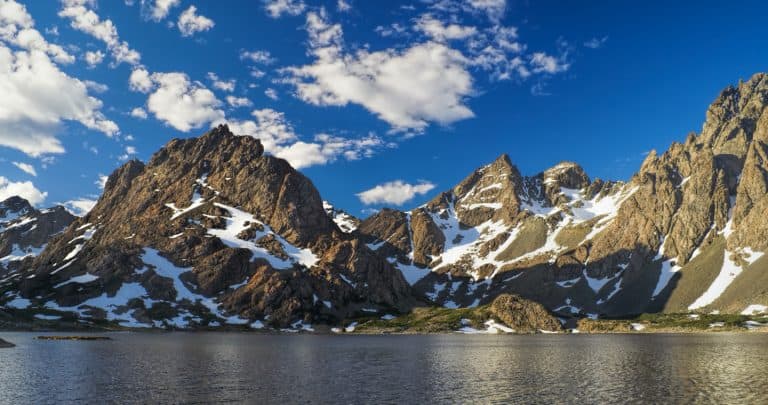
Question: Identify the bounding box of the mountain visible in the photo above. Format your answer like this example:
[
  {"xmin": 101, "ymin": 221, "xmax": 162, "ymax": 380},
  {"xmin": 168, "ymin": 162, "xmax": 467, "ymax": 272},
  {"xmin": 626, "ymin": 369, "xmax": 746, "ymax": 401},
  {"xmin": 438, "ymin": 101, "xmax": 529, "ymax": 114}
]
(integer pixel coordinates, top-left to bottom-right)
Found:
[
  {"xmin": 323, "ymin": 201, "xmax": 360, "ymax": 234},
  {"xmin": 359, "ymin": 73, "xmax": 768, "ymax": 319},
  {"xmin": 3, "ymin": 73, "xmax": 768, "ymax": 331},
  {"xmin": 1, "ymin": 126, "xmax": 412, "ymax": 329},
  {"xmin": 0, "ymin": 197, "xmax": 75, "ymax": 276}
]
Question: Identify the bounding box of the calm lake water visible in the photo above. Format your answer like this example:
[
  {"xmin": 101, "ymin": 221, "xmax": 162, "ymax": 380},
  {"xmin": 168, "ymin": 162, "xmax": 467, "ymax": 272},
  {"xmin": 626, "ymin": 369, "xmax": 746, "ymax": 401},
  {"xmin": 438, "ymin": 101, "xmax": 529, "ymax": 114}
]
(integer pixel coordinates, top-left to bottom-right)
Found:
[{"xmin": 1, "ymin": 332, "xmax": 767, "ymax": 404}]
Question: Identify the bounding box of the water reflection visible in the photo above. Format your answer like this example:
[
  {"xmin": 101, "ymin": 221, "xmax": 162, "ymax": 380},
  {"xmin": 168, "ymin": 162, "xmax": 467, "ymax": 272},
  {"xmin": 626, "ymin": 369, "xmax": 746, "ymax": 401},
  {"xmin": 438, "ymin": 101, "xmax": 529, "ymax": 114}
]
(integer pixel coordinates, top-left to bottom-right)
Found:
[{"xmin": 1, "ymin": 332, "xmax": 767, "ymax": 403}]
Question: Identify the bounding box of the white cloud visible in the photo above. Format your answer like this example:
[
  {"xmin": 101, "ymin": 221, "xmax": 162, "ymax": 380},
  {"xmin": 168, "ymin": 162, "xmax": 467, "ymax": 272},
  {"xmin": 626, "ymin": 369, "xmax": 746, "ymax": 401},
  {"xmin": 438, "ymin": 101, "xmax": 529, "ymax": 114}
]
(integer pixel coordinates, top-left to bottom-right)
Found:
[
  {"xmin": 207, "ymin": 72, "xmax": 235, "ymax": 92},
  {"xmin": 133, "ymin": 70, "xmax": 225, "ymax": 132},
  {"xmin": 84, "ymin": 79, "xmax": 108, "ymax": 93},
  {"xmin": 249, "ymin": 68, "xmax": 266, "ymax": 78},
  {"xmin": 0, "ymin": 45, "xmax": 119, "ymax": 156},
  {"xmin": 337, "ymin": 0, "xmax": 351, "ymax": 12},
  {"xmin": 375, "ymin": 23, "xmax": 407, "ymax": 38},
  {"xmin": 264, "ymin": 88, "xmax": 278, "ymax": 100},
  {"xmin": 143, "ymin": 0, "xmax": 180, "ymax": 21},
  {"xmin": 584, "ymin": 36, "xmax": 608, "ymax": 49},
  {"xmin": 284, "ymin": 11, "xmax": 474, "ymax": 132},
  {"xmin": 467, "ymin": 0, "xmax": 506, "ymax": 22},
  {"xmin": 130, "ymin": 107, "xmax": 148, "ymax": 119},
  {"xmin": 356, "ymin": 180, "xmax": 435, "ymax": 206},
  {"xmin": 95, "ymin": 174, "xmax": 108, "ymax": 189},
  {"xmin": 0, "ymin": 1, "xmax": 75, "ymax": 64},
  {"xmin": 264, "ymin": 0, "xmax": 306, "ymax": 18},
  {"xmin": 0, "ymin": 176, "xmax": 46, "ymax": 206},
  {"xmin": 58, "ymin": 0, "xmax": 141, "ymax": 66},
  {"xmin": 12, "ymin": 161, "xmax": 36, "ymax": 176},
  {"xmin": 240, "ymin": 49, "xmax": 275, "ymax": 64},
  {"xmin": 177, "ymin": 6, "xmax": 214, "ymax": 37},
  {"xmin": 64, "ymin": 198, "xmax": 96, "ymax": 216},
  {"xmin": 226, "ymin": 95, "xmax": 252, "ymax": 108},
  {"xmin": 119, "ymin": 145, "xmax": 137, "ymax": 161},
  {"xmin": 226, "ymin": 108, "xmax": 298, "ymax": 153},
  {"xmin": 129, "ymin": 67, "xmax": 153, "ymax": 92},
  {"xmin": 415, "ymin": 14, "xmax": 477, "ymax": 41},
  {"xmin": 224, "ymin": 108, "xmax": 386, "ymax": 169},
  {"xmin": 530, "ymin": 52, "xmax": 569, "ymax": 74},
  {"xmin": 84, "ymin": 49, "xmax": 104, "ymax": 67}
]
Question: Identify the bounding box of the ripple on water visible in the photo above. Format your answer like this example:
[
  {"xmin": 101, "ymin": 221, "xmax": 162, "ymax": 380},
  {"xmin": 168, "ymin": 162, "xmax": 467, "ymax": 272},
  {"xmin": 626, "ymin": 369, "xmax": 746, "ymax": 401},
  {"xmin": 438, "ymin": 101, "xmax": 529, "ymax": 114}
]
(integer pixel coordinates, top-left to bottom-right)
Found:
[{"xmin": 0, "ymin": 333, "xmax": 767, "ymax": 403}]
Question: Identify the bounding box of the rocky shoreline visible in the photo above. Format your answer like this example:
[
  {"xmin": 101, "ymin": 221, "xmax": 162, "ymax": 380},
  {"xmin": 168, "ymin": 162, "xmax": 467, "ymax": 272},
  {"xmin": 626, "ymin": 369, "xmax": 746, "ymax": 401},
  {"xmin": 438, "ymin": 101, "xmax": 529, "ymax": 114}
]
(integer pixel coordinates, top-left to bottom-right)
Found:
[{"xmin": 3, "ymin": 307, "xmax": 767, "ymax": 335}]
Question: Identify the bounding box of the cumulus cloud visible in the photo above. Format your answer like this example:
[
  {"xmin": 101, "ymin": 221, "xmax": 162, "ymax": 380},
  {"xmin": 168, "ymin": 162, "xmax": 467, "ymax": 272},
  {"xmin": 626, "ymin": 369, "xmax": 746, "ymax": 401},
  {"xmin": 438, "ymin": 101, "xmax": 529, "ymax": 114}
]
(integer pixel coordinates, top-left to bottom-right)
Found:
[
  {"xmin": 0, "ymin": 44, "xmax": 119, "ymax": 156},
  {"xmin": 240, "ymin": 49, "xmax": 275, "ymax": 64},
  {"xmin": 84, "ymin": 49, "xmax": 104, "ymax": 67},
  {"xmin": 225, "ymin": 108, "xmax": 387, "ymax": 169},
  {"xmin": 415, "ymin": 14, "xmax": 477, "ymax": 41},
  {"xmin": 374, "ymin": 23, "xmax": 407, "ymax": 38},
  {"xmin": 356, "ymin": 180, "xmax": 435, "ymax": 206},
  {"xmin": 64, "ymin": 198, "xmax": 96, "ymax": 216},
  {"xmin": 0, "ymin": 1, "xmax": 75, "ymax": 64},
  {"xmin": 142, "ymin": 0, "xmax": 180, "ymax": 21},
  {"xmin": 129, "ymin": 67, "xmax": 153, "ymax": 92},
  {"xmin": 58, "ymin": 0, "xmax": 141, "ymax": 66},
  {"xmin": 429, "ymin": 0, "xmax": 506, "ymax": 23},
  {"xmin": 337, "ymin": 0, "xmax": 351, "ymax": 12},
  {"xmin": 130, "ymin": 107, "xmax": 148, "ymax": 119},
  {"xmin": 12, "ymin": 161, "xmax": 36, "ymax": 176},
  {"xmin": 207, "ymin": 72, "xmax": 235, "ymax": 92},
  {"xmin": 264, "ymin": 0, "xmax": 306, "ymax": 18},
  {"xmin": 226, "ymin": 95, "xmax": 252, "ymax": 108},
  {"xmin": 95, "ymin": 174, "xmax": 108, "ymax": 189},
  {"xmin": 130, "ymin": 69, "xmax": 224, "ymax": 132},
  {"xmin": 84, "ymin": 79, "xmax": 108, "ymax": 93},
  {"xmin": 284, "ymin": 10, "xmax": 474, "ymax": 132},
  {"xmin": 530, "ymin": 52, "xmax": 569, "ymax": 74},
  {"xmin": 0, "ymin": 176, "xmax": 46, "ymax": 206},
  {"xmin": 264, "ymin": 88, "xmax": 278, "ymax": 100},
  {"xmin": 177, "ymin": 6, "xmax": 214, "ymax": 37},
  {"xmin": 467, "ymin": 0, "xmax": 506, "ymax": 22},
  {"xmin": 119, "ymin": 145, "xmax": 137, "ymax": 160}
]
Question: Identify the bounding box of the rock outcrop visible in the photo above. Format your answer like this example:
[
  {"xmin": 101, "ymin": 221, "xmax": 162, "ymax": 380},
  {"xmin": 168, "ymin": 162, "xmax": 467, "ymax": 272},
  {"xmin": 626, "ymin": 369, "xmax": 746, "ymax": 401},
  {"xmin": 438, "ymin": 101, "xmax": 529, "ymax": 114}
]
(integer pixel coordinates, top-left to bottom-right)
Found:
[{"xmin": 489, "ymin": 294, "xmax": 562, "ymax": 333}]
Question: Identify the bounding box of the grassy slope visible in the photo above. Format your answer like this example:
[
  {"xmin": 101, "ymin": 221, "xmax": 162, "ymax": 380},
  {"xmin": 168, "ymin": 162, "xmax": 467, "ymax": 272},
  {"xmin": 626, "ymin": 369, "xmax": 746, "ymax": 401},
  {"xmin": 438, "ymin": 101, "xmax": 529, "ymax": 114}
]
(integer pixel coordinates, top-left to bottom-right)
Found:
[
  {"xmin": 661, "ymin": 237, "xmax": 725, "ymax": 312},
  {"xmin": 711, "ymin": 253, "xmax": 768, "ymax": 313}
]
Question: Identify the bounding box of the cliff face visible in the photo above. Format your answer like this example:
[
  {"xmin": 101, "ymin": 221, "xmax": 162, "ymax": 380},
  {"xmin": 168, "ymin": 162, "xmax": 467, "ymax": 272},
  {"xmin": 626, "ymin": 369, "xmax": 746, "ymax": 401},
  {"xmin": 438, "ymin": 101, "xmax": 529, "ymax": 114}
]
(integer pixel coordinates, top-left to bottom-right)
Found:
[
  {"xmin": 3, "ymin": 125, "xmax": 412, "ymax": 329},
  {"xmin": 359, "ymin": 73, "xmax": 768, "ymax": 318}
]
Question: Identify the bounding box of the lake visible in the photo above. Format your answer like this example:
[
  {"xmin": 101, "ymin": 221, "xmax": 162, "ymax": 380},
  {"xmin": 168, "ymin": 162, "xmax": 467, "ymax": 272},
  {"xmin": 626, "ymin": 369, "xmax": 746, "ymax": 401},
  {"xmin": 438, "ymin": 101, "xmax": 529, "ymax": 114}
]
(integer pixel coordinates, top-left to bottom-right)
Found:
[{"xmin": 1, "ymin": 332, "xmax": 767, "ymax": 404}]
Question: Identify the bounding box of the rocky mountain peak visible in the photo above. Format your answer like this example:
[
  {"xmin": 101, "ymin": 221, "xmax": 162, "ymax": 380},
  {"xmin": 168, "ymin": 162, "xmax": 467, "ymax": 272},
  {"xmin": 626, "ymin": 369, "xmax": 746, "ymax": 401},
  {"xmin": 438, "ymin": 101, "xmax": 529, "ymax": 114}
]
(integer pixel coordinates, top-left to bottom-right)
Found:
[
  {"xmin": 323, "ymin": 201, "xmax": 360, "ymax": 234},
  {"xmin": 6, "ymin": 126, "xmax": 412, "ymax": 329},
  {"xmin": 0, "ymin": 197, "xmax": 33, "ymax": 220},
  {"xmin": 1, "ymin": 197, "xmax": 76, "ymax": 275},
  {"xmin": 540, "ymin": 161, "xmax": 591, "ymax": 206},
  {"xmin": 542, "ymin": 162, "xmax": 589, "ymax": 189}
]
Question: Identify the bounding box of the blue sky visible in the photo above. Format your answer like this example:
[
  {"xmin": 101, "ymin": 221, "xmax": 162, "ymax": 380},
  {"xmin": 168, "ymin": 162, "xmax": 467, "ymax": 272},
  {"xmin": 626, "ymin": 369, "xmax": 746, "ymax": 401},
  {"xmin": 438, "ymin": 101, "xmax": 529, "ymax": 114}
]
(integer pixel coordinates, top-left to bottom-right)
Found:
[{"xmin": 0, "ymin": 1, "xmax": 766, "ymax": 216}]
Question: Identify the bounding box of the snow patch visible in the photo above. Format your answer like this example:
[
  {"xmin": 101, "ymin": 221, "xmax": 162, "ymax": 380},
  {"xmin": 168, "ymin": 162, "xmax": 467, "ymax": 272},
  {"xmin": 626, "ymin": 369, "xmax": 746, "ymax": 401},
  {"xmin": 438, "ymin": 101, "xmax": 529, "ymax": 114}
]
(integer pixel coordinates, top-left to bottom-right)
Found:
[
  {"xmin": 54, "ymin": 273, "xmax": 99, "ymax": 288},
  {"xmin": 742, "ymin": 304, "xmax": 768, "ymax": 315},
  {"xmin": 688, "ymin": 248, "xmax": 764, "ymax": 310}
]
